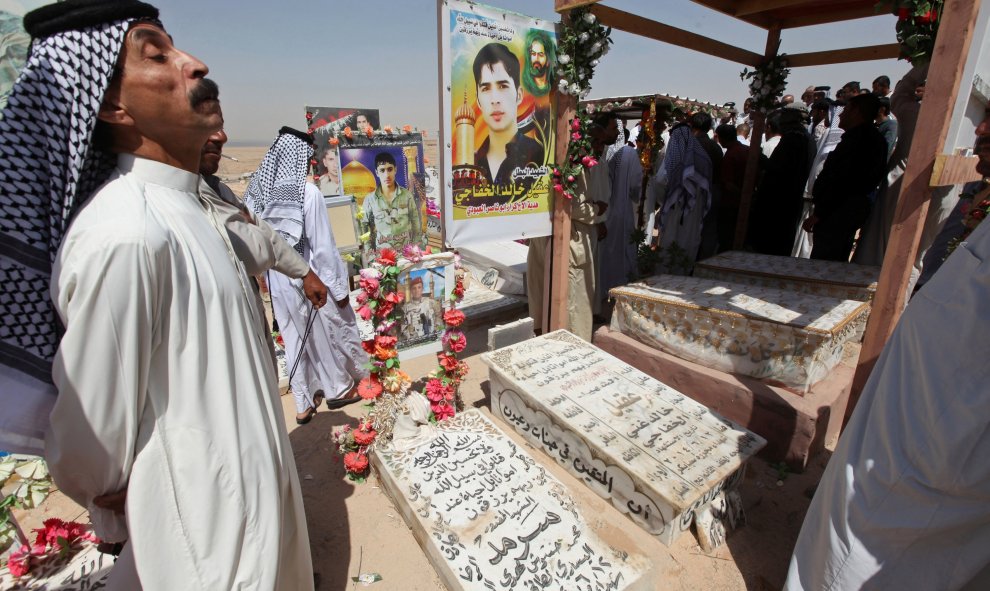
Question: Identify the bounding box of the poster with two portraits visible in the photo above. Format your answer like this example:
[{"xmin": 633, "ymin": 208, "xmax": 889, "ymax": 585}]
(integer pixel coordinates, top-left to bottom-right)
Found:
[{"xmin": 439, "ymin": 0, "xmax": 557, "ymax": 246}]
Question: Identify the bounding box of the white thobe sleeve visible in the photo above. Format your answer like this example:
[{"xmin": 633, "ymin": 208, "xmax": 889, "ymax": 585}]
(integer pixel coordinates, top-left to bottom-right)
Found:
[
  {"xmin": 216, "ymin": 182, "xmax": 310, "ymax": 280},
  {"xmin": 303, "ymin": 184, "xmax": 350, "ymax": 302},
  {"xmin": 48, "ymin": 237, "xmax": 159, "ymax": 544}
]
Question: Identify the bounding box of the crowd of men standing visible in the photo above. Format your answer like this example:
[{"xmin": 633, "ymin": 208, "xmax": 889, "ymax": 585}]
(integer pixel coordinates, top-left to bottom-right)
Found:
[{"xmin": 543, "ymin": 69, "xmax": 944, "ymax": 332}]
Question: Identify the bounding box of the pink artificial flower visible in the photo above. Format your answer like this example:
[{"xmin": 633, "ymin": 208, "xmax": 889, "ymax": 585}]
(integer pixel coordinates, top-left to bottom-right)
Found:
[
  {"xmin": 403, "ymin": 244, "xmax": 424, "ymax": 262},
  {"xmin": 581, "ymin": 155, "xmax": 592, "ymax": 166},
  {"xmin": 571, "ymin": 118, "xmax": 581, "ymax": 131},
  {"xmin": 571, "ymin": 132, "xmax": 582, "ymax": 141},
  {"xmin": 425, "ymin": 378, "xmax": 447, "ymax": 402},
  {"xmin": 359, "ymin": 268, "xmax": 382, "ymax": 280},
  {"xmin": 357, "ymin": 305, "xmax": 373, "ymax": 321},
  {"xmin": 358, "ymin": 277, "xmax": 380, "ymax": 295},
  {"xmin": 553, "ymin": 183, "xmax": 564, "ymax": 194},
  {"xmin": 432, "ymin": 403, "xmax": 455, "ymax": 421},
  {"xmin": 356, "ymin": 291, "xmax": 369, "ymax": 305},
  {"xmin": 7, "ymin": 546, "xmax": 31, "ymax": 577},
  {"xmin": 567, "ymin": 175, "xmax": 575, "ymax": 182}
]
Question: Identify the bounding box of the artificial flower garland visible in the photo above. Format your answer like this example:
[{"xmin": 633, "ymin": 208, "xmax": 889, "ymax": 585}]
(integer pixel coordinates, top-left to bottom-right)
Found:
[
  {"xmin": 740, "ymin": 53, "xmax": 790, "ymax": 114},
  {"xmin": 552, "ymin": 110, "xmax": 599, "ymax": 200},
  {"xmin": 5, "ymin": 519, "xmax": 99, "ymax": 578},
  {"xmin": 878, "ymin": 1, "xmax": 942, "ymax": 65},
  {"xmin": 332, "ymin": 248, "xmax": 468, "ymax": 481},
  {"xmin": 946, "ymin": 183, "xmax": 990, "ymax": 258},
  {"xmin": 556, "ymin": 7, "xmax": 612, "ymax": 98}
]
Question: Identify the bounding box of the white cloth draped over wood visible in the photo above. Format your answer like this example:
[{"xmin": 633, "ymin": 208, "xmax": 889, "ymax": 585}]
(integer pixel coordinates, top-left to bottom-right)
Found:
[
  {"xmin": 785, "ymin": 219, "xmax": 990, "ymax": 591},
  {"xmin": 599, "ymin": 145, "xmax": 642, "ymax": 294},
  {"xmin": 656, "ymin": 126, "xmax": 713, "ymax": 270},
  {"xmin": 47, "ymin": 155, "xmax": 313, "ymax": 590},
  {"xmin": 268, "ymin": 183, "xmax": 367, "ymax": 412}
]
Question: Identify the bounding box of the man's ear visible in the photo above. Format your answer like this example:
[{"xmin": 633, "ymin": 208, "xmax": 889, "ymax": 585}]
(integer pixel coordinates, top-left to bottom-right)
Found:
[
  {"xmin": 97, "ymin": 83, "xmax": 134, "ymax": 127},
  {"xmin": 516, "ymin": 87, "xmax": 523, "ymax": 106}
]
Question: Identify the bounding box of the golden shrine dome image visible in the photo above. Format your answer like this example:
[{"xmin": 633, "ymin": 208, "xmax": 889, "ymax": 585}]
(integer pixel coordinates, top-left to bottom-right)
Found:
[{"xmin": 342, "ymin": 160, "xmax": 377, "ymax": 197}]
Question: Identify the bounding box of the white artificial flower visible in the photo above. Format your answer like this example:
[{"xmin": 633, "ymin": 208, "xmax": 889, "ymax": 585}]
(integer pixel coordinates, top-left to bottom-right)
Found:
[
  {"xmin": 571, "ymin": 82, "xmax": 582, "ymax": 94},
  {"xmin": 580, "ymin": 88, "xmax": 591, "ymax": 98},
  {"xmin": 590, "ymin": 59, "xmax": 599, "ymax": 67},
  {"xmin": 583, "ymin": 12, "xmax": 596, "ymax": 24},
  {"xmin": 579, "ymin": 32, "xmax": 590, "ymax": 42},
  {"xmin": 591, "ymin": 41, "xmax": 602, "ymax": 54},
  {"xmin": 559, "ymin": 54, "xmax": 571, "ymax": 65}
]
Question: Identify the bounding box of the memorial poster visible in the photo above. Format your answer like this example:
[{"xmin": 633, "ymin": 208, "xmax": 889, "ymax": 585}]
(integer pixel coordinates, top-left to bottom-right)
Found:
[
  {"xmin": 338, "ymin": 134, "xmax": 428, "ymax": 255},
  {"xmin": 304, "ymin": 106, "xmax": 381, "ymax": 196},
  {"xmin": 440, "ymin": 0, "xmax": 556, "ymax": 245}
]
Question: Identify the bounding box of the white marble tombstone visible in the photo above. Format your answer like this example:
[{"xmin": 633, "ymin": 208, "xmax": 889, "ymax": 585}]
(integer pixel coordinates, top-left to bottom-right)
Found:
[
  {"xmin": 482, "ymin": 331, "xmax": 767, "ymax": 550},
  {"xmin": 372, "ymin": 409, "xmax": 653, "ymax": 591}
]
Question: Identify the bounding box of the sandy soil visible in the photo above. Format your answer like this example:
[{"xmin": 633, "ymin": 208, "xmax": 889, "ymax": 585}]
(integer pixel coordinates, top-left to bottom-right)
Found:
[{"xmin": 12, "ymin": 146, "xmax": 833, "ymax": 590}]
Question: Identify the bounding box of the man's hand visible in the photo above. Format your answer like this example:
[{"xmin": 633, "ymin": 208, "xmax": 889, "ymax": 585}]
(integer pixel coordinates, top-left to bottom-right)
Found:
[
  {"xmin": 302, "ymin": 270, "xmax": 329, "ymax": 309},
  {"xmin": 802, "ymin": 214, "xmax": 820, "ymax": 233},
  {"xmin": 93, "ymin": 488, "xmax": 127, "ymax": 515},
  {"xmin": 335, "ymin": 295, "xmax": 349, "ymax": 309},
  {"xmin": 596, "ymin": 201, "xmax": 609, "ymax": 216}
]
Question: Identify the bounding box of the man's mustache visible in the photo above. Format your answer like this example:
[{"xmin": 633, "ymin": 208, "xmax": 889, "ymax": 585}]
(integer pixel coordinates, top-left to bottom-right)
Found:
[{"xmin": 189, "ymin": 78, "xmax": 219, "ymax": 108}]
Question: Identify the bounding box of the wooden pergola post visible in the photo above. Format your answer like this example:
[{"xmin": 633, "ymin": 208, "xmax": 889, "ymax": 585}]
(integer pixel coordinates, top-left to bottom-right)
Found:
[
  {"xmin": 846, "ymin": 0, "xmax": 982, "ymax": 425},
  {"xmin": 547, "ymin": 10, "xmax": 578, "ymax": 332},
  {"xmin": 734, "ymin": 25, "xmax": 780, "ymax": 249}
]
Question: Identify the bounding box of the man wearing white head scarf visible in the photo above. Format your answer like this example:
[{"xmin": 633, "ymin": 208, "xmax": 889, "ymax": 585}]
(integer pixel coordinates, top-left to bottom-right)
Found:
[
  {"xmin": 246, "ymin": 128, "xmax": 369, "ymax": 423},
  {"xmin": 8, "ymin": 4, "xmax": 314, "ymax": 587}
]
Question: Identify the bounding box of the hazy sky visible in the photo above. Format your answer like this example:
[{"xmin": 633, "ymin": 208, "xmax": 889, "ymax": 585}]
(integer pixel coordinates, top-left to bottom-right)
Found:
[{"xmin": 155, "ymin": 0, "xmax": 909, "ymax": 145}]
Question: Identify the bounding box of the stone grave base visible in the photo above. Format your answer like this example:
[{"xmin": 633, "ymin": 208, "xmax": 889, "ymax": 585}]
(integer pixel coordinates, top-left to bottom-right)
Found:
[{"xmin": 594, "ymin": 327, "xmax": 850, "ymax": 472}]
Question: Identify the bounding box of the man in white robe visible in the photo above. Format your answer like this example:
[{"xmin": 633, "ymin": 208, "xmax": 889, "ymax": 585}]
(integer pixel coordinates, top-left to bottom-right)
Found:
[
  {"xmin": 654, "ymin": 124, "xmax": 714, "ymax": 272},
  {"xmin": 246, "ymin": 129, "xmax": 369, "ymax": 423},
  {"xmin": 38, "ymin": 11, "xmax": 313, "ymax": 590},
  {"xmin": 785, "ymin": 109, "xmax": 990, "ymax": 590},
  {"xmin": 199, "ymin": 125, "xmax": 327, "ymax": 368}
]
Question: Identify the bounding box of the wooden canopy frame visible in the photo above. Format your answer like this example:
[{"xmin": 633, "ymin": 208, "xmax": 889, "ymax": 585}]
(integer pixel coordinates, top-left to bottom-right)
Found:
[{"xmin": 546, "ymin": 0, "xmax": 983, "ymax": 425}]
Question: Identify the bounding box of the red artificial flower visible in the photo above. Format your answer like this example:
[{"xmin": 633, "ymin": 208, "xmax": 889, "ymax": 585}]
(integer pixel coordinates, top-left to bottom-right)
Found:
[
  {"xmin": 378, "ymin": 247, "xmax": 398, "ymax": 266},
  {"xmin": 306, "ymin": 112, "xmax": 314, "ymax": 120},
  {"xmin": 439, "ymin": 353, "xmax": 459, "ymax": 372},
  {"xmin": 275, "ymin": 333, "xmax": 285, "ymax": 347},
  {"xmin": 571, "ymin": 131, "xmax": 582, "ymax": 141},
  {"xmin": 361, "ymin": 339, "xmax": 376, "ymax": 354},
  {"xmin": 365, "ymin": 126, "xmax": 375, "ymax": 139},
  {"xmin": 375, "ymin": 335, "xmax": 398, "ymax": 349},
  {"xmin": 553, "ymin": 183, "xmax": 565, "ymax": 194},
  {"xmin": 329, "ymin": 137, "xmax": 340, "ymax": 147},
  {"xmin": 452, "ymin": 282, "xmax": 465, "ymax": 298},
  {"xmin": 384, "ymin": 125, "xmax": 394, "ymax": 134},
  {"xmin": 353, "ymin": 424, "xmax": 377, "ymax": 446},
  {"xmin": 343, "ymin": 451, "xmax": 369, "ymax": 474},
  {"xmin": 376, "ymin": 300, "xmax": 395, "ymax": 319},
  {"xmin": 916, "ymin": 10, "xmax": 936, "ymax": 24},
  {"xmin": 357, "ymin": 305, "xmax": 373, "ymax": 321},
  {"xmin": 384, "ymin": 291, "xmax": 404, "ymax": 305},
  {"xmin": 356, "ymin": 291, "xmax": 369, "ymax": 305},
  {"xmin": 357, "ymin": 376, "xmax": 384, "ymax": 400},
  {"xmin": 403, "ymin": 124, "xmax": 413, "ymax": 133},
  {"xmin": 432, "ymin": 402, "xmax": 455, "ymax": 421},
  {"xmin": 444, "ymin": 330, "xmax": 467, "ymax": 353},
  {"xmin": 972, "ymin": 209, "xmax": 987, "ymax": 221},
  {"xmin": 571, "ymin": 118, "xmax": 581, "ymax": 131},
  {"xmin": 343, "ymin": 126, "xmax": 354, "ymax": 140},
  {"xmin": 443, "ymin": 308, "xmax": 465, "ymax": 328}
]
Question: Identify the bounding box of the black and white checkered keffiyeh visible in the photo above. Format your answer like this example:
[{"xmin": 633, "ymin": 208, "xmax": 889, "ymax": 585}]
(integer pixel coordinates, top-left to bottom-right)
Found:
[
  {"xmin": 0, "ymin": 18, "xmax": 138, "ymax": 453},
  {"xmin": 244, "ymin": 130, "xmax": 314, "ymax": 253}
]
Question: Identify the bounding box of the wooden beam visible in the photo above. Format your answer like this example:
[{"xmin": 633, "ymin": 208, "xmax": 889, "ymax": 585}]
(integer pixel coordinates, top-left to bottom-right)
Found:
[
  {"xmin": 780, "ymin": 6, "xmax": 883, "ymax": 28},
  {"xmin": 548, "ymin": 88, "xmax": 577, "ymax": 332},
  {"xmin": 555, "ymin": 0, "xmax": 600, "ymax": 12},
  {"xmin": 734, "ymin": 0, "xmax": 808, "ymax": 17},
  {"xmin": 590, "ymin": 4, "xmax": 763, "ymax": 66},
  {"xmin": 734, "ymin": 25, "xmax": 780, "ymax": 249},
  {"xmin": 787, "ymin": 44, "xmax": 900, "ymax": 67},
  {"xmin": 847, "ymin": 0, "xmax": 982, "ymax": 426},
  {"xmin": 931, "ymin": 153, "xmax": 985, "ymax": 186}
]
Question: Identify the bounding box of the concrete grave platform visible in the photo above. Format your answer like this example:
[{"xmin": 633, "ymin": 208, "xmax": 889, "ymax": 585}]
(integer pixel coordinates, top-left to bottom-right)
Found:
[
  {"xmin": 372, "ymin": 409, "xmax": 653, "ymax": 591},
  {"xmin": 594, "ymin": 326, "xmax": 851, "ymax": 472},
  {"xmin": 482, "ymin": 331, "xmax": 766, "ymax": 551}
]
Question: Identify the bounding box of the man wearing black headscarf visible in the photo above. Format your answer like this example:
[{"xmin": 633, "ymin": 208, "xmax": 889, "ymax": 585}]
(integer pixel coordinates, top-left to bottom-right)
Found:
[{"xmin": 0, "ymin": 2, "xmax": 314, "ymax": 588}]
